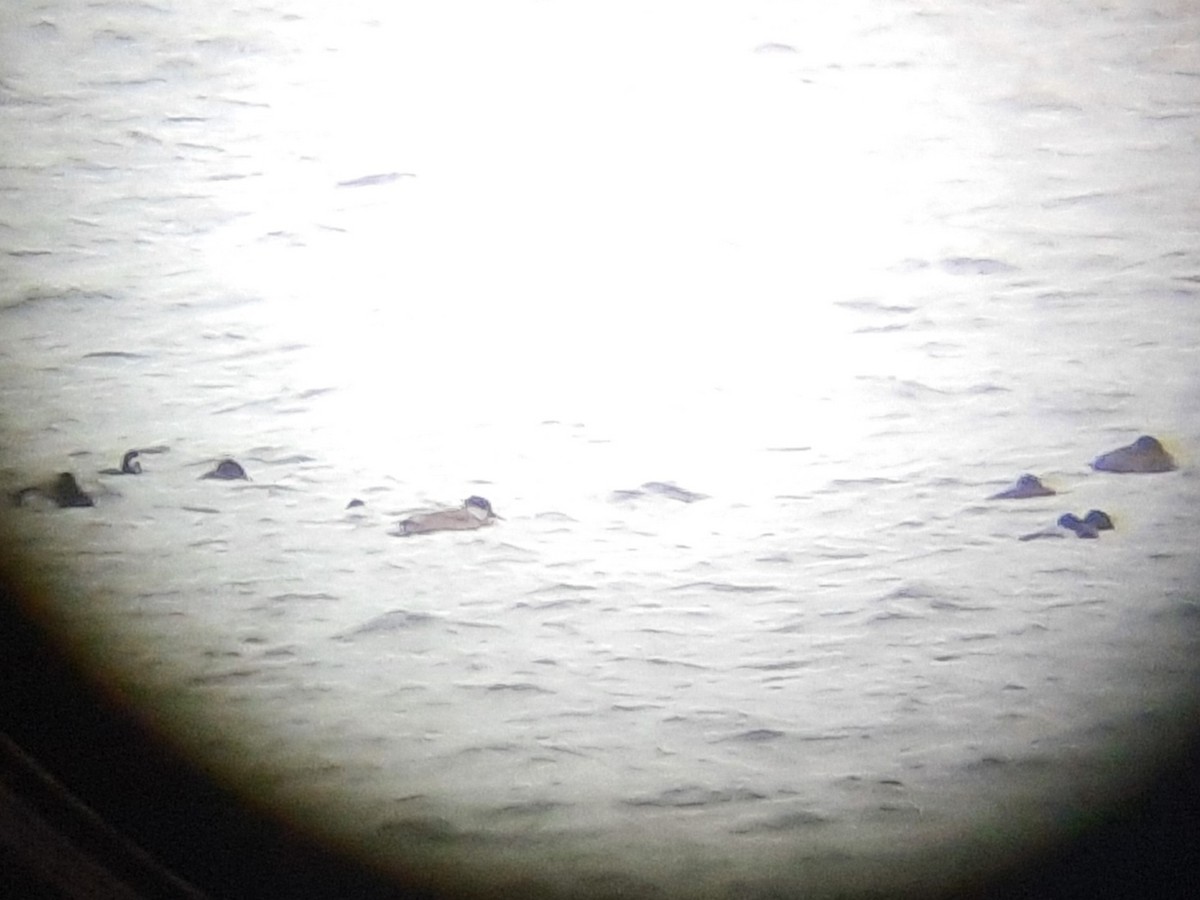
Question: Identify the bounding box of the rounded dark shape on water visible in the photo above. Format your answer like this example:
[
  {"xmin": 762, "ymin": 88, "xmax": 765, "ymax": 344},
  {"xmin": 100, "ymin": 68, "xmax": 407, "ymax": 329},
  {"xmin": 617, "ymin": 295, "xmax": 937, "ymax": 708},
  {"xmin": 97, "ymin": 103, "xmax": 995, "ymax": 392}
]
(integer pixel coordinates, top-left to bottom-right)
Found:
[
  {"xmin": 14, "ymin": 473, "xmax": 96, "ymax": 508},
  {"xmin": 1091, "ymin": 435, "xmax": 1176, "ymax": 473},
  {"xmin": 989, "ymin": 473, "xmax": 1055, "ymax": 500},
  {"xmin": 1082, "ymin": 509, "xmax": 1114, "ymax": 531},
  {"xmin": 201, "ymin": 459, "xmax": 248, "ymax": 481},
  {"xmin": 54, "ymin": 473, "xmax": 95, "ymax": 507},
  {"xmin": 346, "ymin": 498, "xmax": 365, "ymax": 509},
  {"xmin": 1057, "ymin": 513, "xmax": 1099, "ymax": 539}
]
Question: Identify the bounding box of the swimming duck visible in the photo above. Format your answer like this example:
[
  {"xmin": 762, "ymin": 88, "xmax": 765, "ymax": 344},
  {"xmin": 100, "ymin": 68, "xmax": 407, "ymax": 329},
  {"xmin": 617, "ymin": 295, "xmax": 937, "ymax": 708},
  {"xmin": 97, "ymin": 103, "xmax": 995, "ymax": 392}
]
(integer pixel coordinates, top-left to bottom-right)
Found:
[
  {"xmin": 1091, "ymin": 435, "xmax": 1176, "ymax": 473},
  {"xmin": 1018, "ymin": 509, "xmax": 1114, "ymax": 541},
  {"xmin": 989, "ymin": 474, "xmax": 1055, "ymax": 500},
  {"xmin": 397, "ymin": 496, "xmax": 501, "ymax": 535},
  {"xmin": 1081, "ymin": 509, "xmax": 1114, "ymax": 531},
  {"xmin": 13, "ymin": 473, "xmax": 95, "ymax": 508},
  {"xmin": 1056, "ymin": 513, "xmax": 1100, "ymax": 539},
  {"xmin": 100, "ymin": 449, "xmax": 142, "ymax": 475},
  {"xmin": 201, "ymin": 458, "xmax": 248, "ymax": 480}
]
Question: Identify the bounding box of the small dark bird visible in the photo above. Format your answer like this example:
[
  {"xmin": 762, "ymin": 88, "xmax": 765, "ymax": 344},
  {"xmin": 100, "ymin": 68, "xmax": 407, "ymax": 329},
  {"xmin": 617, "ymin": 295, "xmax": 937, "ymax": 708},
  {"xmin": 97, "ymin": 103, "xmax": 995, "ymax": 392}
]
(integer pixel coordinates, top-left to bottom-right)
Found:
[
  {"xmin": 13, "ymin": 473, "xmax": 95, "ymax": 508},
  {"xmin": 201, "ymin": 458, "xmax": 248, "ymax": 480},
  {"xmin": 100, "ymin": 449, "xmax": 142, "ymax": 475}
]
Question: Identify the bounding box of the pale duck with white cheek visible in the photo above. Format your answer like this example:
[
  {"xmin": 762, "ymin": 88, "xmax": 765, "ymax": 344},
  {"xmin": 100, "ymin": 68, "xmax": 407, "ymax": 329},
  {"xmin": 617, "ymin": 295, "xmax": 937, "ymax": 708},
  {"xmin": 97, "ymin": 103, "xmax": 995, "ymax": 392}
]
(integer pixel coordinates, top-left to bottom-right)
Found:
[{"xmin": 397, "ymin": 496, "xmax": 502, "ymax": 535}]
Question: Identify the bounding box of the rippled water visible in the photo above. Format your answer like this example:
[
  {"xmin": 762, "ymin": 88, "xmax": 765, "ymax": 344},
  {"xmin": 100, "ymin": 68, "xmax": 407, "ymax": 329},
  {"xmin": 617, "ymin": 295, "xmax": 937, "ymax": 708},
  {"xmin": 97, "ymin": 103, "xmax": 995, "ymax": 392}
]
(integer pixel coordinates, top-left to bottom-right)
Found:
[{"xmin": 3, "ymin": 1, "xmax": 1200, "ymax": 897}]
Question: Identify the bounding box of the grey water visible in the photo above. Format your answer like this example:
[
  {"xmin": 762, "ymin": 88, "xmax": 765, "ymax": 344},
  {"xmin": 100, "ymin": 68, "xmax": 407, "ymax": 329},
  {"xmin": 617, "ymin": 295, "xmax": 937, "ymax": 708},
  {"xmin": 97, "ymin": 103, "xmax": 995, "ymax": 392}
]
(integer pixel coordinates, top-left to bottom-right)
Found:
[{"xmin": 2, "ymin": 1, "xmax": 1200, "ymax": 897}]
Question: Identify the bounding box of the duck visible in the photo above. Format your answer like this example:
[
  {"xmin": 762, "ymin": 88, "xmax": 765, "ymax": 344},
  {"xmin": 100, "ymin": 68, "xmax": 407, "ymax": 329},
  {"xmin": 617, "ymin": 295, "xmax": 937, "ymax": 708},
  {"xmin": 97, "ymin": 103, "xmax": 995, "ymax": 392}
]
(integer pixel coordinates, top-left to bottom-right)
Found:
[
  {"xmin": 1018, "ymin": 509, "xmax": 1114, "ymax": 541},
  {"xmin": 1056, "ymin": 513, "xmax": 1100, "ymax": 539},
  {"xmin": 100, "ymin": 449, "xmax": 142, "ymax": 475},
  {"xmin": 1081, "ymin": 509, "xmax": 1114, "ymax": 531},
  {"xmin": 201, "ymin": 458, "xmax": 248, "ymax": 480},
  {"xmin": 396, "ymin": 495, "xmax": 501, "ymax": 535},
  {"xmin": 13, "ymin": 473, "xmax": 95, "ymax": 508},
  {"xmin": 988, "ymin": 473, "xmax": 1055, "ymax": 500},
  {"xmin": 1091, "ymin": 435, "xmax": 1176, "ymax": 473}
]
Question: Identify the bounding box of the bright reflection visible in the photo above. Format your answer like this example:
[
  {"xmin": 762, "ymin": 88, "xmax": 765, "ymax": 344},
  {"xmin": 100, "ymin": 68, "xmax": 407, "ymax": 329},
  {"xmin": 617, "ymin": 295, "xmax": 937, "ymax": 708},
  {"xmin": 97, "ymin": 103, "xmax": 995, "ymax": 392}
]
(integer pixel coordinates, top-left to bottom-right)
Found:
[{"xmin": 205, "ymin": 0, "xmax": 988, "ymax": 473}]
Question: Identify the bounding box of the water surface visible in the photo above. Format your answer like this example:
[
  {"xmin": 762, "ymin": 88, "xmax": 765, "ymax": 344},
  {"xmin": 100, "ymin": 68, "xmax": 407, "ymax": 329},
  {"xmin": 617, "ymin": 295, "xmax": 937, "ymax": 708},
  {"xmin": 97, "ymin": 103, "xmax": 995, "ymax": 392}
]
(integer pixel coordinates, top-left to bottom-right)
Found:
[{"xmin": 2, "ymin": 1, "xmax": 1199, "ymax": 897}]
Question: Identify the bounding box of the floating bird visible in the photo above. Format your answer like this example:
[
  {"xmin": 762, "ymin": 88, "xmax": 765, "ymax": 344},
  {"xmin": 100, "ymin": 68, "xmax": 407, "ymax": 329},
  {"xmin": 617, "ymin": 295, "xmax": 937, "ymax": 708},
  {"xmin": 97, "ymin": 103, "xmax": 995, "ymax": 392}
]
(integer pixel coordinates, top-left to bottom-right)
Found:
[
  {"xmin": 1057, "ymin": 513, "xmax": 1100, "ymax": 539},
  {"xmin": 989, "ymin": 473, "xmax": 1055, "ymax": 499},
  {"xmin": 100, "ymin": 449, "xmax": 142, "ymax": 475},
  {"xmin": 397, "ymin": 496, "xmax": 501, "ymax": 535},
  {"xmin": 1091, "ymin": 435, "xmax": 1176, "ymax": 473},
  {"xmin": 13, "ymin": 473, "xmax": 94, "ymax": 508},
  {"xmin": 201, "ymin": 458, "xmax": 248, "ymax": 480},
  {"xmin": 1019, "ymin": 509, "xmax": 1115, "ymax": 541}
]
